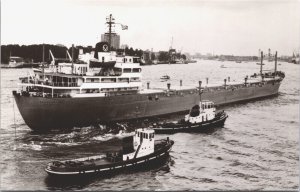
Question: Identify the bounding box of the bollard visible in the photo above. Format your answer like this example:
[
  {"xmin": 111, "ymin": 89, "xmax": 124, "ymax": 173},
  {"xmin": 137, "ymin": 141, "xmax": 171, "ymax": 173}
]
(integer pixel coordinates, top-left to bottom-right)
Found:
[
  {"xmin": 147, "ymin": 82, "xmax": 150, "ymax": 89},
  {"xmin": 167, "ymin": 83, "xmax": 171, "ymax": 90},
  {"xmin": 180, "ymin": 80, "xmax": 182, "ymax": 87}
]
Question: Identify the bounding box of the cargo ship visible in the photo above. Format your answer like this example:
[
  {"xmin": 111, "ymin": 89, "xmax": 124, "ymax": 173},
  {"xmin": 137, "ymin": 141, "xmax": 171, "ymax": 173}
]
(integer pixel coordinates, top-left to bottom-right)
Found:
[{"xmin": 12, "ymin": 15, "xmax": 285, "ymax": 132}]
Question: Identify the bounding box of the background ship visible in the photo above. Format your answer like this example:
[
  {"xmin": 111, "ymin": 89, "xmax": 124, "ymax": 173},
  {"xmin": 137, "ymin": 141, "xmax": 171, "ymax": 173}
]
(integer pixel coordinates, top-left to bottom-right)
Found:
[{"xmin": 12, "ymin": 15, "xmax": 285, "ymax": 132}]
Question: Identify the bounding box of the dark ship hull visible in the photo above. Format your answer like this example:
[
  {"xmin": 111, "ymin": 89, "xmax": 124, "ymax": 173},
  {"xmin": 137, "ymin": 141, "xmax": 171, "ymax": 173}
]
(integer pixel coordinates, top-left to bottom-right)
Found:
[{"xmin": 13, "ymin": 78, "xmax": 282, "ymax": 131}]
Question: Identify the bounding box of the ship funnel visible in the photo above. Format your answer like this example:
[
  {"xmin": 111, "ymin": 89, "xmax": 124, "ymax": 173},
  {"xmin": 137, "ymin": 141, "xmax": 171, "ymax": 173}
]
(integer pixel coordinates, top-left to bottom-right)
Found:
[{"xmin": 94, "ymin": 42, "xmax": 110, "ymax": 59}]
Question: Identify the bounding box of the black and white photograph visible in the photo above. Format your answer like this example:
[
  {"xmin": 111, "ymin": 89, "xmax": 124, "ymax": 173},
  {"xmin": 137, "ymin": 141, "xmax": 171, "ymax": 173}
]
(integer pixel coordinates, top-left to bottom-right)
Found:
[{"xmin": 1, "ymin": 0, "xmax": 299, "ymax": 190}]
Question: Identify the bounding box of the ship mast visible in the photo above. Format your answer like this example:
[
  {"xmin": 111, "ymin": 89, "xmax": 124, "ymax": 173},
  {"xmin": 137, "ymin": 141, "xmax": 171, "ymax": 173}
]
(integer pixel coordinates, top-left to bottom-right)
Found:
[
  {"xmin": 274, "ymin": 51, "xmax": 277, "ymax": 73},
  {"xmin": 106, "ymin": 14, "xmax": 115, "ymax": 50},
  {"xmin": 71, "ymin": 44, "xmax": 74, "ymax": 75},
  {"xmin": 199, "ymin": 81, "xmax": 202, "ymax": 102},
  {"xmin": 260, "ymin": 51, "xmax": 263, "ymax": 76},
  {"xmin": 42, "ymin": 44, "xmax": 45, "ymax": 79}
]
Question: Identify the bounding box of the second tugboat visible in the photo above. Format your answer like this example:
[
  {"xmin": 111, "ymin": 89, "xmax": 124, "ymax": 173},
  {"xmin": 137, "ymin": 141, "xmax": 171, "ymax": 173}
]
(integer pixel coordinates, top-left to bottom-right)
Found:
[
  {"xmin": 45, "ymin": 128, "xmax": 174, "ymax": 177},
  {"xmin": 153, "ymin": 100, "xmax": 228, "ymax": 134}
]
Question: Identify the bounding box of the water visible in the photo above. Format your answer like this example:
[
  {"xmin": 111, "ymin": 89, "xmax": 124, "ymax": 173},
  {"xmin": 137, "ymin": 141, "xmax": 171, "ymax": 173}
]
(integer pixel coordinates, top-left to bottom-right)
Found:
[{"xmin": 0, "ymin": 60, "xmax": 299, "ymax": 190}]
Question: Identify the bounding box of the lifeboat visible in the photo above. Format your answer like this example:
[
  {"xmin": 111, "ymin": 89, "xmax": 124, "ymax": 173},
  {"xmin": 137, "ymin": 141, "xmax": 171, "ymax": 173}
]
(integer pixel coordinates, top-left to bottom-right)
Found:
[{"xmin": 160, "ymin": 75, "xmax": 170, "ymax": 80}]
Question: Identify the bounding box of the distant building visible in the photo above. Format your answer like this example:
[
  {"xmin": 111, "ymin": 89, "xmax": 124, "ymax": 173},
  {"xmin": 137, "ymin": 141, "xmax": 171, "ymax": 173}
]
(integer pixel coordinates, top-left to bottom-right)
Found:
[
  {"xmin": 101, "ymin": 33, "xmax": 120, "ymax": 49},
  {"xmin": 142, "ymin": 50, "xmax": 151, "ymax": 63}
]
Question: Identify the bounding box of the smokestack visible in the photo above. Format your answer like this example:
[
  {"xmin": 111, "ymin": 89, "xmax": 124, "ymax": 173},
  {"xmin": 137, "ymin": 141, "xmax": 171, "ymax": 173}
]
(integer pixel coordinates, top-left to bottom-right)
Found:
[
  {"xmin": 180, "ymin": 80, "xmax": 182, "ymax": 87},
  {"xmin": 147, "ymin": 82, "xmax": 150, "ymax": 89}
]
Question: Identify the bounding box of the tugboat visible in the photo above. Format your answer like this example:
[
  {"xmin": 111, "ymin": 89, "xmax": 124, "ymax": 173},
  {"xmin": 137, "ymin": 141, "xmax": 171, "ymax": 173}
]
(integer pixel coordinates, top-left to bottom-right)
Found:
[
  {"xmin": 45, "ymin": 128, "xmax": 174, "ymax": 177},
  {"xmin": 153, "ymin": 100, "xmax": 228, "ymax": 134}
]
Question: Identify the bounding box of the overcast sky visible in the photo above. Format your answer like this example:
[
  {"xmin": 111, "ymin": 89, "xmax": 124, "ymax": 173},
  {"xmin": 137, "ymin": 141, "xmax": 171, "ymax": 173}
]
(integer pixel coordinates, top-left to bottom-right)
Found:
[{"xmin": 1, "ymin": 0, "xmax": 300, "ymax": 56}]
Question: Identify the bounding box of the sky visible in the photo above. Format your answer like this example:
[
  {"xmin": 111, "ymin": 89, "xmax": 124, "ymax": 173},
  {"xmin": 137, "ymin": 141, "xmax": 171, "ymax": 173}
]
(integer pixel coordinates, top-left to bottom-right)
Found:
[{"xmin": 1, "ymin": 0, "xmax": 300, "ymax": 56}]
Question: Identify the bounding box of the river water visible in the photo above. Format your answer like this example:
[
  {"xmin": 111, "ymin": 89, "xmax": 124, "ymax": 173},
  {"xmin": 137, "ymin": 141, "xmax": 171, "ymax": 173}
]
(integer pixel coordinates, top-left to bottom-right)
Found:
[{"xmin": 0, "ymin": 60, "xmax": 299, "ymax": 190}]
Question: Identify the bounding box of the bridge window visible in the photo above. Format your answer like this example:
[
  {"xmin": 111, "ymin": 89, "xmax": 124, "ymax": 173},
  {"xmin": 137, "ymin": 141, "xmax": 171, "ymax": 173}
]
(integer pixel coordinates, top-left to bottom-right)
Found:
[
  {"xmin": 132, "ymin": 68, "xmax": 141, "ymax": 73},
  {"xmin": 101, "ymin": 78, "xmax": 116, "ymax": 83},
  {"xmin": 118, "ymin": 78, "xmax": 129, "ymax": 83},
  {"xmin": 123, "ymin": 68, "xmax": 131, "ymax": 73},
  {"xmin": 130, "ymin": 77, "xmax": 140, "ymax": 82},
  {"xmin": 82, "ymin": 89, "xmax": 99, "ymax": 93},
  {"xmin": 133, "ymin": 58, "xmax": 140, "ymax": 63}
]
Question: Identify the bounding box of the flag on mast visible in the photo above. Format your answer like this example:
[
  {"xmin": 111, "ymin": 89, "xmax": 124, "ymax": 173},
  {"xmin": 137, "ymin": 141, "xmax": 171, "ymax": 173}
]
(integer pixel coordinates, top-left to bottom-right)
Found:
[{"xmin": 121, "ymin": 24, "xmax": 128, "ymax": 30}]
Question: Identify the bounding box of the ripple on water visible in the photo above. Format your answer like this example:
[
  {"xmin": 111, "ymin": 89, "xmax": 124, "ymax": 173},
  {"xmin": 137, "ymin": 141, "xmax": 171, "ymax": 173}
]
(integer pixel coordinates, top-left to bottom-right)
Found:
[{"xmin": 1, "ymin": 63, "xmax": 299, "ymax": 190}]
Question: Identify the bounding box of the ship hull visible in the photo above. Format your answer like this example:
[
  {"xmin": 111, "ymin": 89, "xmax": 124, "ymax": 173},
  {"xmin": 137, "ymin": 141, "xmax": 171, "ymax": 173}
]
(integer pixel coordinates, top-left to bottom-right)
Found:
[{"xmin": 13, "ymin": 79, "xmax": 282, "ymax": 131}]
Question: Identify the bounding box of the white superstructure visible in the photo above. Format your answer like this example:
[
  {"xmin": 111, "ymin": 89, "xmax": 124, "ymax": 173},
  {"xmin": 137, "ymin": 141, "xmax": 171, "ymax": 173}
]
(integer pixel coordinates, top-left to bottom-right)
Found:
[
  {"xmin": 122, "ymin": 128, "xmax": 155, "ymax": 161},
  {"xmin": 185, "ymin": 100, "xmax": 216, "ymax": 123},
  {"xmin": 20, "ymin": 42, "xmax": 143, "ymax": 98}
]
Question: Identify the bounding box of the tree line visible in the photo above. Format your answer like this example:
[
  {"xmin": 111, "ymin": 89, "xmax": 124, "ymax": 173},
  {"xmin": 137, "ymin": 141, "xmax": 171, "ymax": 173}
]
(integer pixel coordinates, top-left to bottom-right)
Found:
[
  {"xmin": 1, "ymin": 44, "xmax": 145, "ymax": 64},
  {"xmin": 1, "ymin": 44, "xmax": 185, "ymax": 64}
]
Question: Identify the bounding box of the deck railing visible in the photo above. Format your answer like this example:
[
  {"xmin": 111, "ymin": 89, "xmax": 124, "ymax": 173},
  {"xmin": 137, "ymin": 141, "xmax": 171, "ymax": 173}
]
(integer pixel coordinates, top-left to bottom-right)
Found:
[{"xmin": 21, "ymin": 79, "xmax": 78, "ymax": 87}]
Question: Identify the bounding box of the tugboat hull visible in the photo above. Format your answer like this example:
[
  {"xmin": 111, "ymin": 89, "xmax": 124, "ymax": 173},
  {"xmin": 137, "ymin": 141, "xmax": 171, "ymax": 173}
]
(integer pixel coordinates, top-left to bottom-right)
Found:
[{"xmin": 153, "ymin": 112, "xmax": 228, "ymax": 134}]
